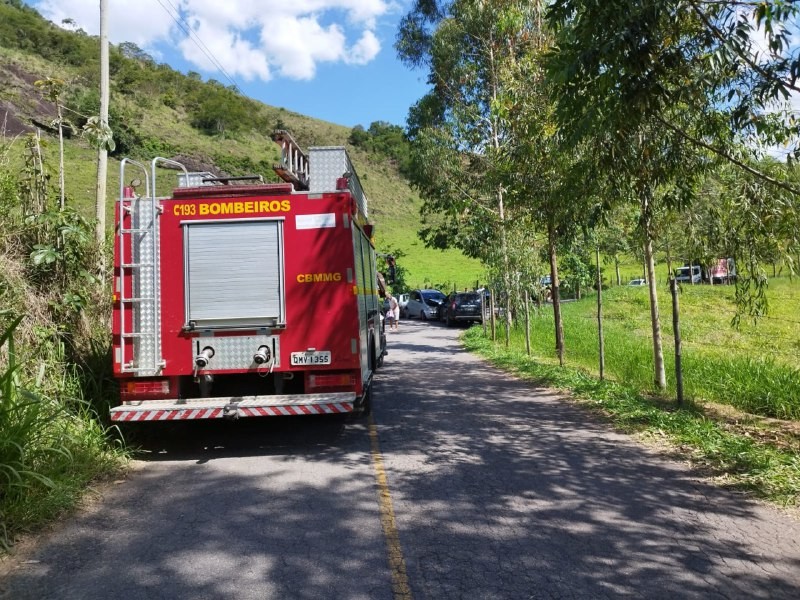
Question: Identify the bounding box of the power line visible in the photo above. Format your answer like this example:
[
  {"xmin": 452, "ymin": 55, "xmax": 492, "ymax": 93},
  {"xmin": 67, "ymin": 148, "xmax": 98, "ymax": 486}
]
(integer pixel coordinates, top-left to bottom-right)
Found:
[{"xmin": 153, "ymin": 0, "xmax": 242, "ymax": 94}]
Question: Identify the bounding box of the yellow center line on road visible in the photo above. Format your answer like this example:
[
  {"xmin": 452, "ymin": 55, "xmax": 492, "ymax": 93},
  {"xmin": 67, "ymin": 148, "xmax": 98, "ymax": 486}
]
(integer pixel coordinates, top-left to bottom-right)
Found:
[{"xmin": 368, "ymin": 414, "xmax": 413, "ymax": 600}]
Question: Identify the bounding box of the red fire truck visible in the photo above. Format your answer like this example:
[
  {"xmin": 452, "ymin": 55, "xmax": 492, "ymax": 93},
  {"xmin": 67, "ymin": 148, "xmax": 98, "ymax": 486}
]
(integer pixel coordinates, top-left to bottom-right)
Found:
[{"xmin": 110, "ymin": 131, "xmax": 386, "ymax": 422}]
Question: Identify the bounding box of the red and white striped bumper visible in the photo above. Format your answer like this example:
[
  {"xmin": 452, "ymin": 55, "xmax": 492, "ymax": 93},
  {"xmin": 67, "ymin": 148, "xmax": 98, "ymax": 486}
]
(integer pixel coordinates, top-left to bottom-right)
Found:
[{"xmin": 110, "ymin": 392, "xmax": 356, "ymax": 422}]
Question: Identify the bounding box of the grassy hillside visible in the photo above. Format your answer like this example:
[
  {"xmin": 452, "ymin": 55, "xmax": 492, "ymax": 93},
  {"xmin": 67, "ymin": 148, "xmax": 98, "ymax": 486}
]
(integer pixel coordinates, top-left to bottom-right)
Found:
[{"xmin": 0, "ymin": 40, "xmax": 483, "ymax": 290}]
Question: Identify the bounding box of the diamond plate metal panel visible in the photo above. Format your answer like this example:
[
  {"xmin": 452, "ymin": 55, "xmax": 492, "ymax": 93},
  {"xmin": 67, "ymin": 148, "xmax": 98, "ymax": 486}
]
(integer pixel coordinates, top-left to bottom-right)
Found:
[
  {"xmin": 308, "ymin": 147, "xmax": 368, "ymax": 218},
  {"xmin": 308, "ymin": 147, "xmax": 346, "ymax": 192},
  {"xmin": 193, "ymin": 334, "xmax": 280, "ymax": 370},
  {"xmin": 130, "ymin": 197, "xmax": 161, "ymax": 376}
]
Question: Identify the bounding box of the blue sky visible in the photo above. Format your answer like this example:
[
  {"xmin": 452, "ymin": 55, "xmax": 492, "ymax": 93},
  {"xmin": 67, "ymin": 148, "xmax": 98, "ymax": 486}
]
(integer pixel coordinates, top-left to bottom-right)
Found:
[{"xmin": 27, "ymin": 0, "xmax": 430, "ymax": 128}]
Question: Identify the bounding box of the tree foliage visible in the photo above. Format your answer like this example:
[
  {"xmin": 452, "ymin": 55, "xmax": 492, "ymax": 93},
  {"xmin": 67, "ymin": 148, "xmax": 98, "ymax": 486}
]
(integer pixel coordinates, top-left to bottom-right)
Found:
[
  {"xmin": 348, "ymin": 122, "xmax": 412, "ymax": 175},
  {"xmin": 546, "ymin": 0, "xmax": 800, "ymax": 315}
]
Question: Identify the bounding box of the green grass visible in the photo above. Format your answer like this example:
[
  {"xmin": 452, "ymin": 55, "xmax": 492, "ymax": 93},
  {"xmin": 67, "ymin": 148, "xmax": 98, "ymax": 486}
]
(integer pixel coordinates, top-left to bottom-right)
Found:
[
  {"xmin": 463, "ymin": 327, "xmax": 800, "ymax": 506},
  {"xmin": 492, "ymin": 277, "xmax": 800, "ymax": 419},
  {"xmin": 0, "ymin": 316, "xmax": 126, "ymax": 549}
]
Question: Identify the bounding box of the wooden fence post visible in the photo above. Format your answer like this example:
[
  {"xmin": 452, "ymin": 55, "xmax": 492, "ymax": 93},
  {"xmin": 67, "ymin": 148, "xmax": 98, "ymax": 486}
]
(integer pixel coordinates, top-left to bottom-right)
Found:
[
  {"xmin": 490, "ymin": 290, "xmax": 496, "ymax": 342},
  {"xmin": 596, "ymin": 246, "xmax": 605, "ymax": 381},
  {"xmin": 670, "ymin": 277, "xmax": 684, "ymax": 406}
]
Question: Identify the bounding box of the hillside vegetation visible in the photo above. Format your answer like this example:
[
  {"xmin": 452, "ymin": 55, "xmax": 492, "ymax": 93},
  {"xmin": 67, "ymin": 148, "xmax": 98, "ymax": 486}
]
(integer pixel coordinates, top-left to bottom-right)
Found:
[{"xmin": 0, "ymin": 0, "xmax": 482, "ymax": 289}]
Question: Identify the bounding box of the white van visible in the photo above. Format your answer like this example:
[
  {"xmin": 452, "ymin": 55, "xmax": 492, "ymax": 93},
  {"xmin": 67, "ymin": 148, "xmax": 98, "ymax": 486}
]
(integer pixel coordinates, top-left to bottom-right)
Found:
[{"xmin": 675, "ymin": 265, "xmax": 702, "ymax": 284}]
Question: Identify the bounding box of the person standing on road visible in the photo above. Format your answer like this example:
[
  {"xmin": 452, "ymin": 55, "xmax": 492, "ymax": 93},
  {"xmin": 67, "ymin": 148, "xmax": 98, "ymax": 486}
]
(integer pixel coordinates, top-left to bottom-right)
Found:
[
  {"xmin": 385, "ymin": 293, "xmax": 397, "ymax": 331},
  {"xmin": 389, "ymin": 293, "xmax": 400, "ymax": 331}
]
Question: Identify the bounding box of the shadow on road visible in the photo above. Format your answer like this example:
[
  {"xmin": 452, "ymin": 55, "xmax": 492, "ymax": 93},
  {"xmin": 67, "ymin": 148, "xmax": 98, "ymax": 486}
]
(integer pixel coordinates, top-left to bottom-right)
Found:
[{"xmin": 372, "ymin": 320, "xmax": 800, "ymax": 599}]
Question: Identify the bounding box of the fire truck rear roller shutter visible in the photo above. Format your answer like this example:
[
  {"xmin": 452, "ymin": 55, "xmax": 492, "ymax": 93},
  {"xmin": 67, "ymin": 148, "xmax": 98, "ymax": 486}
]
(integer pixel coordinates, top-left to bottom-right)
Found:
[{"xmin": 184, "ymin": 220, "xmax": 285, "ymax": 328}]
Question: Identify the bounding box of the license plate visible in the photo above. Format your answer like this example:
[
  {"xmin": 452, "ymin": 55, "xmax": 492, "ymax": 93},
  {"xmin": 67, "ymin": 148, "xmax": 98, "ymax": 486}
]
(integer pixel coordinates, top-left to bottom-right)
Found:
[{"xmin": 290, "ymin": 351, "xmax": 332, "ymax": 366}]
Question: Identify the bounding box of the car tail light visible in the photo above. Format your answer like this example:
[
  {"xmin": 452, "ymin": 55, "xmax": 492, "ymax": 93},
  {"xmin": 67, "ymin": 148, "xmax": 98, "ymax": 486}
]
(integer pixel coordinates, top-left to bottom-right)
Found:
[{"xmin": 120, "ymin": 378, "xmax": 174, "ymax": 400}]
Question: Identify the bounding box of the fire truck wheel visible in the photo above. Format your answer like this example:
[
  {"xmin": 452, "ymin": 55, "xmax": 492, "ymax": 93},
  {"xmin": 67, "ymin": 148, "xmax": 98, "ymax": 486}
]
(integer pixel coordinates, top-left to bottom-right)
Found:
[{"xmin": 358, "ymin": 383, "xmax": 372, "ymax": 417}]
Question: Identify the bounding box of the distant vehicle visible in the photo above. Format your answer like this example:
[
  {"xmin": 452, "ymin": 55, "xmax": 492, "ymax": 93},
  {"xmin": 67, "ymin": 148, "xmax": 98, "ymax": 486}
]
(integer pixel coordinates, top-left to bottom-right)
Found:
[
  {"xmin": 537, "ymin": 275, "xmax": 553, "ymax": 302},
  {"xmin": 405, "ymin": 289, "xmax": 446, "ymax": 320},
  {"xmin": 675, "ymin": 265, "xmax": 702, "ymax": 284},
  {"xmin": 710, "ymin": 258, "xmax": 736, "ymax": 284},
  {"xmin": 628, "ymin": 278, "xmax": 647, "ymax": 286},
  {"xmin": 398, "ymin": 293, "xmax": 410, "ymax": 317},
  {"xmin": 441, "ymin": 291, "xmax": 483, "ymax": 327}
]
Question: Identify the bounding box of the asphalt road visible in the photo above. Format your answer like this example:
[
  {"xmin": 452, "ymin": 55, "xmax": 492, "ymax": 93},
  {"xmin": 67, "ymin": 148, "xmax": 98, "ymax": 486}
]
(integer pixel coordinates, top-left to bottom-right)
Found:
[{"xmin": 3, "ymin": 318, "xmax": 800, "ymax": 599}]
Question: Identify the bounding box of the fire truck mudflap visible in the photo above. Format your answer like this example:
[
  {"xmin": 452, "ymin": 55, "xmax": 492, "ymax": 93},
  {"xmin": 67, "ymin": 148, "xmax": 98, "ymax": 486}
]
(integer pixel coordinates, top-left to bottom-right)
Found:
[{"xmin": 111, "ymin": 137, "xmax": 385, "ymax": 423}]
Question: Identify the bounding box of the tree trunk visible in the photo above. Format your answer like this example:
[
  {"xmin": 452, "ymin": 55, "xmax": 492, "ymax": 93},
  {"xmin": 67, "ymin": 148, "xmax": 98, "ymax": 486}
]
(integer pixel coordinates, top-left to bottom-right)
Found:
[
  {"xmin": 487, "ymin": 36, "xmax": 512, "ymax": 343},
  {"xmin": 548, "ymin": 220, "xmax": 564, "ymax": 366},
  {"xmin": 615, "ymin": 257, "xmax": 621, "ymax": 286},
  {"xmin": 596, "ymin": 246, "xmax": 605, "ymax": 380},
  {"xmin": 642, "ymin": 196, "xmax": 666, "ymax": 390}
]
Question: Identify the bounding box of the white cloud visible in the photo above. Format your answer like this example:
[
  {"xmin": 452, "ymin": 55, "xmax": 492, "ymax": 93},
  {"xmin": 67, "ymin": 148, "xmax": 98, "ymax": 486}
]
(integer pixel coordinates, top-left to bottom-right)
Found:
[
  {"xmin": 178, "ymin": 15, "xmax": 271, "ymax": 81},
  {"xmin": 32, "ymin": 0, "xmax": 389, "ymax": 82},
  {"xmin": 37, "ymin": 0, "xmax": 174, "ymax": 48},
  {"xmin": 260, "ymin": 16, "xmax": 348, "ymax": 79},
  {"xmin": 346, "ymin": 30, "xmax": 380, "ymax": 65}
]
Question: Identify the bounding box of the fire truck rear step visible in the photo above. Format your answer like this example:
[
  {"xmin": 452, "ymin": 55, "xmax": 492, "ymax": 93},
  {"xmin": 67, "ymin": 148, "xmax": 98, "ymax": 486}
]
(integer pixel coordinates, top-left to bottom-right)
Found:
[{"xmin": 110, "ymin": 392, "xmax": 357, "ymax": 421}]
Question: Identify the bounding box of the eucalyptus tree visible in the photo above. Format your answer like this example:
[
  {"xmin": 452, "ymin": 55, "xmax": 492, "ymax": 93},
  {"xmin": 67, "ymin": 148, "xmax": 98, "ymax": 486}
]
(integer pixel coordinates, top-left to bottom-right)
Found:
[
  {"xmin": 397, "ymin": 0, "xmax": 546, "ymax": 333},
  {"xmin": 500, "ymin": 43, "xmax": 587, "ymax": 365},
  {"xmin": 719, "ymin": 161, "xmax": 800, "ymax": 319},
  {"xmin": 546, "ymin": 3, "xmax": 800, "ymax": 251},
  {"xmin": 546, "ymin": 0, "xmax": 790, "ymax": 389}
]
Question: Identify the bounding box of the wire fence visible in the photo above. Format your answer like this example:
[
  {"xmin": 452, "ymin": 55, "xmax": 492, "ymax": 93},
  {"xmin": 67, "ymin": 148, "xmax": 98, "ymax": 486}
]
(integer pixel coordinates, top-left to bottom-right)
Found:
[{"xmin": 478, "ymin": 278, "xmax": 800, "ymax": 419}]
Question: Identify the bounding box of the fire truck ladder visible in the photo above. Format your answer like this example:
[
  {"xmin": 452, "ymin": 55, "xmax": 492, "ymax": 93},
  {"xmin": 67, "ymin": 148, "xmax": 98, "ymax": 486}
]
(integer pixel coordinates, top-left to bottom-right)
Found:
[
  {"xmin": 271, "ymin": 130, "xmax": 309, "ymax": 190},
  {"xmin": 116, "ymin": 158, "xmax": 188, "ymax": 375}
]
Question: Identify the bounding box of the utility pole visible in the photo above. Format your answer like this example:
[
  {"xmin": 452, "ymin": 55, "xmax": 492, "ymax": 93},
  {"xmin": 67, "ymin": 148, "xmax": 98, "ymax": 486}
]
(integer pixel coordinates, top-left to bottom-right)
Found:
[{"xmin": 95, "ymin": 0, "xmax": 109, "ymax": 245}]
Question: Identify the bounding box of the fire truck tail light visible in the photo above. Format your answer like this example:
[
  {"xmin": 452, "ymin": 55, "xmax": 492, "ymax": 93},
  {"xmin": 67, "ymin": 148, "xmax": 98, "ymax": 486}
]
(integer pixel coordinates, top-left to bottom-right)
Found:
[
  {"xmin": 121, "ymin": 378, "xmax": 172, "ymax": 400},
  {"xmin": 309, "ymin": 374, "xmax": 355, "ymax": 389}
]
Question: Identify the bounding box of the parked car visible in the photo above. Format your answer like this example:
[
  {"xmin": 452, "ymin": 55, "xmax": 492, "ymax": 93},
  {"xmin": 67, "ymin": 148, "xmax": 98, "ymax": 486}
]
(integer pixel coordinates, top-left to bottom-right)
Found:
[
  {"xmin": 628, "ymin": 278, "xmax": 647, "ymax": 286},
  {"xmin": 440, "ymin": 291, "xmax": 483, "ymax": 326},
  {"xmin": 405, "ymin": 289, "xmax": 446, "ymax": 320},
  {"xmin": 675, "ymin": 265, "xmax": 702, "ymax": 284}
]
